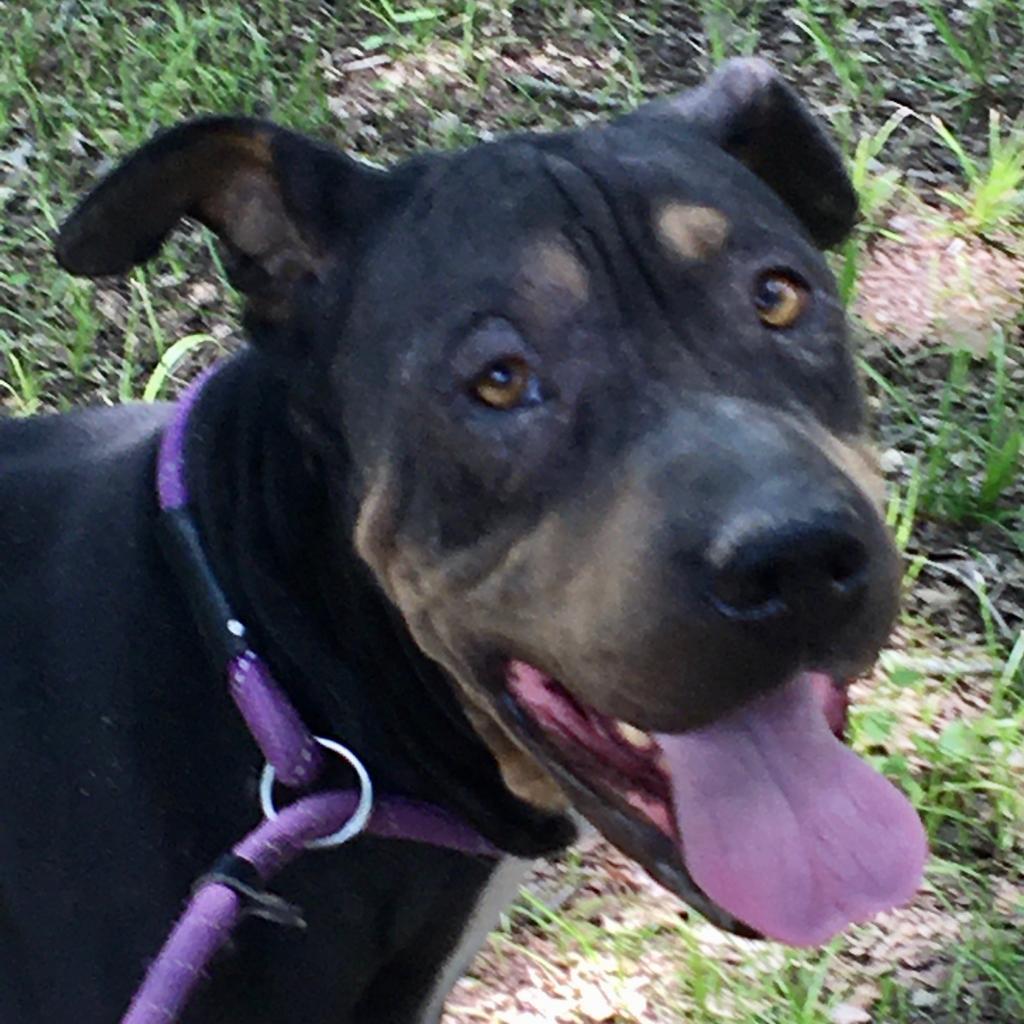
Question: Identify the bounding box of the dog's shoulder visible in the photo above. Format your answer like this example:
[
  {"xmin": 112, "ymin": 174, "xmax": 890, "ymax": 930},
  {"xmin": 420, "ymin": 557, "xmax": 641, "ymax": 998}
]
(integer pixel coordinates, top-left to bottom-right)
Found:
[
  {"xmin": 0, "ymin": 401, "xmax": 171, "ymax": 477},
  {"xmin": 0, "ymin": 401, "xmax": 171, "ymax": 573}
]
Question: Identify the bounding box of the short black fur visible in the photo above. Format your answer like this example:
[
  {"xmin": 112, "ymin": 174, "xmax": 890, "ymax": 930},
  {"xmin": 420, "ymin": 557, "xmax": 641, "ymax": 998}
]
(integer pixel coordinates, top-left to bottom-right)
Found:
[{"xmin": 0, "ymin": 59, "xmax": 897, "ymax": 1024}]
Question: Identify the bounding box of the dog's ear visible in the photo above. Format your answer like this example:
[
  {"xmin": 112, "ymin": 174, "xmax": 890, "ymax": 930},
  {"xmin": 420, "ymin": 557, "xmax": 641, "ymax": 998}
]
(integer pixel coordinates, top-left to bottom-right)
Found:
[
  {"xmin": 639, "ymin": 58, "xmax": 857, "ymax": 248},
  {"xmin": 56, "ymin": 116, "xmax": 393, "ymax": 319}
]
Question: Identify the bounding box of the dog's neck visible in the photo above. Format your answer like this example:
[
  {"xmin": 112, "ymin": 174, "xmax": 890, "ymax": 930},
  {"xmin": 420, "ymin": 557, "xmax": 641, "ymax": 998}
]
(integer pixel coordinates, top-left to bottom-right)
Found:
[{"xmin": 179, "ymin": 348, "xmax": 572, "ymax": 857}]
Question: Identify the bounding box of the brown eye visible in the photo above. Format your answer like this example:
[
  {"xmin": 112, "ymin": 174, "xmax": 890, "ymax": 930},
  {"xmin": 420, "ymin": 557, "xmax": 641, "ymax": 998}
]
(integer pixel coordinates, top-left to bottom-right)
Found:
[
  {"xmin": 471, "ymin": 356, "xmax": 537, "ymax": 409},
  {"xmin": 754, "ymin": 272, "xmax": 808, "ymax": 328}
]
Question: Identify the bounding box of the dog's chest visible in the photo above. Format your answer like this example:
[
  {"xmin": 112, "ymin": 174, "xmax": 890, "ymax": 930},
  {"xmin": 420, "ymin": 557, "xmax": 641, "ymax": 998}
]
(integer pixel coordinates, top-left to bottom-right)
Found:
[{"xmin": 416, "ymin": 857, "xmax": 531, "ymax": 1023}]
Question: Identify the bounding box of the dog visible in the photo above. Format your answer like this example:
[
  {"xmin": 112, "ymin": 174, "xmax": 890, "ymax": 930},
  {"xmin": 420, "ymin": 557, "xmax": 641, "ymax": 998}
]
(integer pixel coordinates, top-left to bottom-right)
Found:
[{"xmin": 0, "ymin": 58, "xmax": 926, "ymax": 1023}]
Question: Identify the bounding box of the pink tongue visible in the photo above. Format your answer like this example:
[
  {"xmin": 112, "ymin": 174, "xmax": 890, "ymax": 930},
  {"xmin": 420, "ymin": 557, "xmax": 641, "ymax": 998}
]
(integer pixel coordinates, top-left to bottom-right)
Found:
[{"xmin": 656, "ymin": 674, "xmax": 927, "ymax": 946}]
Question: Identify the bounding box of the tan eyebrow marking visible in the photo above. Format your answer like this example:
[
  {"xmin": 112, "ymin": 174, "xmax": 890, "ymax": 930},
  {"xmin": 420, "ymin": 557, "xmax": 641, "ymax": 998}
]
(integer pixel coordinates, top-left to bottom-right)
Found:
[
  {"xmin": 522, "ymin": 238, "xmax": 590, "ymax": 304},
  {"xmin": 655, "ymin": 202, "xmax": 731, "ymax": 261}
]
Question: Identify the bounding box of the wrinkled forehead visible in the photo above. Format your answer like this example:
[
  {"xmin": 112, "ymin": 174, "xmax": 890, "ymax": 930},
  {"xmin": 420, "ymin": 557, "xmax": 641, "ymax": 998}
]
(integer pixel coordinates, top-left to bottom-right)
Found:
[{"xmin": 398, "ymin": 123, "xmax": 823, "ymax": 279}]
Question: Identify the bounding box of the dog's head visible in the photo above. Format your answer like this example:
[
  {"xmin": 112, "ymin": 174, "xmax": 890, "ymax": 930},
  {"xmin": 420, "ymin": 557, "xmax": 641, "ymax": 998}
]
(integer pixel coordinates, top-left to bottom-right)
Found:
[{"xmin": 58, "ymin": 59, "xmax": 926, "ymax": 946}]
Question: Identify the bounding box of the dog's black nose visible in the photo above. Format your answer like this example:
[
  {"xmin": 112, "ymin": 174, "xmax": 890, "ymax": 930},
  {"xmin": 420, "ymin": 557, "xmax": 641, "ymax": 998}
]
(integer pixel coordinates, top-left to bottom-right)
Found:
[{"xmin": 709, "ymin": 520, "xmax": 871, "ymax": 625}]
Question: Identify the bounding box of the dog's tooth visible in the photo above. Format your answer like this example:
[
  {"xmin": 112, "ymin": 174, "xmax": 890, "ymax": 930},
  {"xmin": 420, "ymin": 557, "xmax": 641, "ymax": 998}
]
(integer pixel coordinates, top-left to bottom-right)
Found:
[{"xmin": 616, "ymin": 721, "xmax": 652, "ymax": 750}]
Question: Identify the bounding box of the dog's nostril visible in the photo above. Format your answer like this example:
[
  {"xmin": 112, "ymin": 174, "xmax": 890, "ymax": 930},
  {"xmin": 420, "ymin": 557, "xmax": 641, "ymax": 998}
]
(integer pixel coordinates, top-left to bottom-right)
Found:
[
  {"xmin": 710, "ymin": 563, "xmax": 785, "ymax": 620},
  {"xmin": 716, "ymin": 569, "xmax": 778, "ymax": 614},
  {"xmin": 709, "ymin": 525, "xmax": 871, "ymax": 623},
  {"xmin": 827, "ymin": 537, "xmax": 869, "ymax": 594}
]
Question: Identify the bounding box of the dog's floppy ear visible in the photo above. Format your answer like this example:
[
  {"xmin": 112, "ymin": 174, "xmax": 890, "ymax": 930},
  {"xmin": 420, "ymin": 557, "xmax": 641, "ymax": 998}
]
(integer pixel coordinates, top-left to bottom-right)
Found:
[
  {"xmin": 56, "ymin": 116, "xmax": 392, "ymax": 317},
  {"xmin": 640, "ymin": 58, "xmax": 857, "ymax": 248}
]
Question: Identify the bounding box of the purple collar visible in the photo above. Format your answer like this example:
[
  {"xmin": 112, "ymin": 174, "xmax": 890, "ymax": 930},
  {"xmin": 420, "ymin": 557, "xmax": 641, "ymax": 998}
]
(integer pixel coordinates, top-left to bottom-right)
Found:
[{"xmin": 120, "ymin": 363, "xmax": 499, "ymax": 1024}]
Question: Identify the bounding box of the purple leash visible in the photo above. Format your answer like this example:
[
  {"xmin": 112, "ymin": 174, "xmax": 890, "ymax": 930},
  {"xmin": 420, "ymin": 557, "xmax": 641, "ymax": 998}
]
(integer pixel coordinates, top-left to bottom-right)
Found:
[{"xmin": 122, "ymin": 366, "xmax": 499, "ymax": 1024}]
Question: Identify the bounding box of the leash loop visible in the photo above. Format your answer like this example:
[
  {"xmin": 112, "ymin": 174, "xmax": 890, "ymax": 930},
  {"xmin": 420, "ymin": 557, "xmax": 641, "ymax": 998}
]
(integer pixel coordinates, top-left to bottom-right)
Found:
[{"xmin": 259, "ymin": 736, "xmax": 374, "ymax": 849}]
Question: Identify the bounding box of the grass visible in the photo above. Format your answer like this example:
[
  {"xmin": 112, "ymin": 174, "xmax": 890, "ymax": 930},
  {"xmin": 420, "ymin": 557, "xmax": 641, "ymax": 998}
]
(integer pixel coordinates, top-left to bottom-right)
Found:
[
  {"xmin": 1, "ymin": 2, "xmax": 1022, "ymax": 1022},
  {"xmin": 865, "ymin": 332, "xmax": 1022, "ymax": 530},
  {"xmin": 920, "ymin": 0, "xmax": 1019, "ymax": 93},
  {"xmin": 836, "ymin": 108, "xmax": 912, "ymax": 304},
  {"xmin": 700, "ymin": 0, "xmax": 768, "ymax": 62},
  {"xmin": 793, "ymin": 0, "xmax": 880, "ymax": 107},
  {"xmin": 931, "ymin": 110, "xmax": 1024, "ymax": 236}
]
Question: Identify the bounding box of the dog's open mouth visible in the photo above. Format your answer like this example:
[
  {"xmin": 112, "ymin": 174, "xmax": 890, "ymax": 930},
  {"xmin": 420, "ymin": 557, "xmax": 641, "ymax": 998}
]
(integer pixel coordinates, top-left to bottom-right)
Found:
[{"xmin": 503, "ymin": 662, "xmax": 927, "ymax": 947}]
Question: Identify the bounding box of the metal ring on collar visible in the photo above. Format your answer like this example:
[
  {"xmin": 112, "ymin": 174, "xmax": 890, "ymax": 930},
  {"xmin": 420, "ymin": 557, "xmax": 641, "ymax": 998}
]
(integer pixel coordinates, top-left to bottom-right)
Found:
[{"xmin": 259, "ymin": 736, "xmax": 374, "ymax": 850}]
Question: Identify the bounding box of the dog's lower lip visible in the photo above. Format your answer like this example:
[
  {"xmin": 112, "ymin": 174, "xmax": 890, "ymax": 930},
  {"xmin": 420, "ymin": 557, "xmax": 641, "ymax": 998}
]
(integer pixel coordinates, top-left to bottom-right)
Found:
[{"xmin": 500, "ymin": 661, "xmax": 680, "ymax": 837}]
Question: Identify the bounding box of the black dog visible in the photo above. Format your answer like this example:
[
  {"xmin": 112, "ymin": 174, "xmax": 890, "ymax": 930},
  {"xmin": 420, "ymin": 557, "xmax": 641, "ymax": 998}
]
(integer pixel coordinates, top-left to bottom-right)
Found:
[{"xmin": 0, "ymin": 59, "xmax": 925, "ymax": 1023}]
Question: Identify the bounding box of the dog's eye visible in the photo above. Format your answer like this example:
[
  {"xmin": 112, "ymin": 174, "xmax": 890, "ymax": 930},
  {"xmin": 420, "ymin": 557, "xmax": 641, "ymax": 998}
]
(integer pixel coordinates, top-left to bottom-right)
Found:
[
  {"xmin": 754, "ymin": 272, "xmax": 808, "ymax": 328},
  {"xmin": 471, "ymin": 356, "xmax": 538, "ymax": 410}
]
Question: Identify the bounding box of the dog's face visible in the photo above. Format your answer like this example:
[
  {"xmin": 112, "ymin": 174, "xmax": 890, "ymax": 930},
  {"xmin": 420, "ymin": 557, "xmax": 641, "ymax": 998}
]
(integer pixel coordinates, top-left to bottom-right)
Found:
[{"xmin": 58, "ymin": 59, "xmax": 925, "ymax": 947}]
